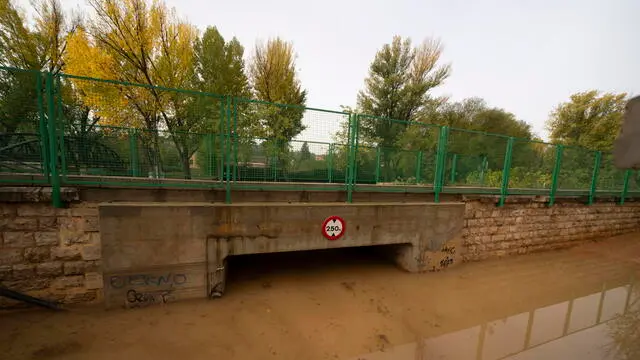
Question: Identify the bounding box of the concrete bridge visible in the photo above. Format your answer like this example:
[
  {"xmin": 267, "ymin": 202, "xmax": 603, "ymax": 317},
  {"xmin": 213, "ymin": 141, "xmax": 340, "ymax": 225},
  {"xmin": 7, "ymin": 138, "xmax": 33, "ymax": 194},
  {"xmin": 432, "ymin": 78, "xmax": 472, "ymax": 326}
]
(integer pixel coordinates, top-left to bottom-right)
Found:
[{"xmin": 1, "ymin": 185, "xmax": 640, "ymax": 309}]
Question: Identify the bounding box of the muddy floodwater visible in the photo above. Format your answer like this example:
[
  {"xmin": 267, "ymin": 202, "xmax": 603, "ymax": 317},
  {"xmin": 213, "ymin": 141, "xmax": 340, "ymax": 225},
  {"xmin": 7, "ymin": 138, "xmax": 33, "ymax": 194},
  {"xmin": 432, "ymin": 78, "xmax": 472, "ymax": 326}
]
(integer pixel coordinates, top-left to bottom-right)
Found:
[{"xmin": 1, "ymin": 233, "xmax": 640, "ymax": 360}]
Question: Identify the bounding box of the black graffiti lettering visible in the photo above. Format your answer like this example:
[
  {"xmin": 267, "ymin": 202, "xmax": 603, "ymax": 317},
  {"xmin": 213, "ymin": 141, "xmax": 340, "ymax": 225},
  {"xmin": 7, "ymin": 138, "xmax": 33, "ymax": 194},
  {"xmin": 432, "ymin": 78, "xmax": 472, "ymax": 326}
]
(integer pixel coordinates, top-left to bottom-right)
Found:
[
  {"xmin": 154, "ymin": 273, "xmax": 170, "ymax": 286},
  {"xmin": 109, "ymin": 273, "xmax": 188, "ymax": 289},
  {"xmin": 126, "ymin": 289, "xmax": 174, "ymax": 307},
  {"xmin": 439, "ymin": 257, "xmax": 454, "ymax": 268},
  {"xmin": 126, "ymin": 289, "xmax": 155, "ymax": 304},
  {"xmin": 441, "ymin": 246, "xmax": 456, "ymax": 255}
]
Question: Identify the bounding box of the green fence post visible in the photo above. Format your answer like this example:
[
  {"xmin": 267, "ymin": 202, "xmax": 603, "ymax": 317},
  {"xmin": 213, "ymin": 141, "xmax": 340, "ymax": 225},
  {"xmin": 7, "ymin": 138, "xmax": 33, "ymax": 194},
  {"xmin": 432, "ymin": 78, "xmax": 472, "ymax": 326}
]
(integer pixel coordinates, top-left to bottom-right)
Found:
[
  {"xmin": 548, "ymin": 144, "xmax": 564, "ymax": 207},
  {"xmin": 352, "ymin": 115, "xmax": 360, "ymax": 190},
  {"xmin": 55, "ymin": 75, "xmax": 67, "ymax": 178},
  {"xmin": 480, "ymin": 156, "xmax": 488, "ymax": 186},
  {"xmin": 218, "ymin": 98, "xmax": 225, "ymax": 182},
  {"xmin": 450, "ymin": 153, "xmax": 458, "ymax": 184},
  {"xmin": 346, "ymin": 113, "xmax": 357, "ymax": 203},
  {"xmin": 375, "ymin": 146, "xmax": 381, "ymax": 184},
  {"xmin": 206, "ymin": 133, "xmax": 214, "ymax": 178},
  {"xmin": 128, "ymin": 129, "xmax": 139, "ymax": 177},
  {"xmin": 434, "ymin": 126, "xmax": 449, "ymax": 203},
  {"xmin": 415, "ymin": 151, "xmax": 423, "ymax": 184},
  {"xmin": 498, "ymin": 138, "xmax": 514, "ymax": 207},
  {"xmin": 345, "ymin": 113, "xmax": 351, "ymax": 202},
  {"xmin": 272, "ymin": 142, "xmax": 278, "ymax": 182},
  {"xmin": 36, "ymin": 72, "xmax": 50, "ymax": 182},
  {"xmin": 232, "ymin": 98, "xmax": 238, "ymax": 182},
  {"xmin": 327, "ymin": 143, "xmax": 334, "ymax": 183},
  {"xmin": 224, "ymin": 96, "xmax": 232, "ymax": 204},
  {"xmin": 620, "ymin": 169, "xmax": 631, "ymax": 205},
  {"xmin": 588, "ymin": 151, "xmax": 601, "ymax": 205},
  {"xmin": 45, "ymin": 73, "xmax": 62, "ymax": 208}
]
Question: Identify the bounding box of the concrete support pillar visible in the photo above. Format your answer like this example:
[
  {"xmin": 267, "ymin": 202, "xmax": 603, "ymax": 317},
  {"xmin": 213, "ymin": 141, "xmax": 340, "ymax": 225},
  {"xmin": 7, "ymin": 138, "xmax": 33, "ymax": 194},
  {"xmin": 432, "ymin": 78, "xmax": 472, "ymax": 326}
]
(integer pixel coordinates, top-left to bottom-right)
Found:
[
  {"xmin": 207, "ymin": 237, "xmax": 229, "ymax": 298},
  {"xmin": 392, "ymin": 244, "xmax": 428, "ymax": 272}
]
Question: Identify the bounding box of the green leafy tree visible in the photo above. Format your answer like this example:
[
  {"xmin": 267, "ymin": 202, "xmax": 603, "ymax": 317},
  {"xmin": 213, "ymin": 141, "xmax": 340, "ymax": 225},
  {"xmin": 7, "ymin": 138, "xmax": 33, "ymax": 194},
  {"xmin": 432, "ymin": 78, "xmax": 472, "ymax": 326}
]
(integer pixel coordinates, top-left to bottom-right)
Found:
[
  {"xmin": 248, "ymin": 37, "xmax": 307, "ymax": 178},
  {"xmin": 192, "ymin": 26, "xmax": 251, "ymax": 178},
  {"xmin": 299, "ymin": 141, "xmax": 312, "ymax": 161},
  {"xmin": 0, "ymin": 0, "xmax": 75, "ymax": 72},
  {"xmin": 407, "ymin": 98, "xmax": 538, "ymax": 185},
  {"xmin": 194, "ymin": 26, "xmax": 250, "ymax": 134},
  {"xmin": 0, "ymin": 0, "xmax": 77, "ymax": 134},
  {"xmin": 0, "ymin": 0, "xmax": 93, "ymax": 174},
  {"xmin": 545, "ymin": 91, "xmax": 628, "ymax": 190},
  {"xmin": 357, "ymin": 36, "xmax": 450, "ymax": 145},
  {"xmin": 195, "ymin": 26, "xmax": 250, "ymax": 99},
  {"xmin": 356, "ymin": 36, "xmax": 450, "ymax": 181},
  {"xmin": 547, "ymin": 90, "xmax": 627, "ymax": 151}
]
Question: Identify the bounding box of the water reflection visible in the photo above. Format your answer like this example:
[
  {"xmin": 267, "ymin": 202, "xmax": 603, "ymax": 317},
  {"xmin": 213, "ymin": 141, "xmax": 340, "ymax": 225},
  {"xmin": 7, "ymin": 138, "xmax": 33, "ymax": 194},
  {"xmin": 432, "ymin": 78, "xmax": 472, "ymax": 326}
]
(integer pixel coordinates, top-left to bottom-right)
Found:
[
  {"xmin": 606, "ymin": 282, "xmax": 640, "ymax": 360},
  {"xmin": 355, "ymin": 279, "xmax": 639, "ymax": 360}
]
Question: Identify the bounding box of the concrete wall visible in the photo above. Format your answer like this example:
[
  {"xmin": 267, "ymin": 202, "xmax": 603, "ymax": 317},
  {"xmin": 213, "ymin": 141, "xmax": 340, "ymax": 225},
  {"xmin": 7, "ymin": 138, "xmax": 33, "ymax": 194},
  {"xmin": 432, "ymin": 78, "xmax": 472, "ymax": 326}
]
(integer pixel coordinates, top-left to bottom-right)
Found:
[
  {"xmin": 99, "ymin": 203, "xmax": 464, "ymax": 308},
  {"xmin": 1, "ymin": 186, "xmax": 639, "ymax": 309}
]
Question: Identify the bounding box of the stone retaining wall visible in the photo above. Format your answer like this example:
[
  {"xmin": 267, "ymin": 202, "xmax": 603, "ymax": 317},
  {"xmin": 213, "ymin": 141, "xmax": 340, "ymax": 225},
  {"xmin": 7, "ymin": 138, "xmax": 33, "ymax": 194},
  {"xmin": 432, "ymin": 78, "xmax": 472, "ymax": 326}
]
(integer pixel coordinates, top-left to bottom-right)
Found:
[
  {"xmin": 463, "ymin": 197, "xmax": 640, "ymax": 260},
  {"xmin": 0, "ymin": 202, "xmax": 102, "ymax": 308}
]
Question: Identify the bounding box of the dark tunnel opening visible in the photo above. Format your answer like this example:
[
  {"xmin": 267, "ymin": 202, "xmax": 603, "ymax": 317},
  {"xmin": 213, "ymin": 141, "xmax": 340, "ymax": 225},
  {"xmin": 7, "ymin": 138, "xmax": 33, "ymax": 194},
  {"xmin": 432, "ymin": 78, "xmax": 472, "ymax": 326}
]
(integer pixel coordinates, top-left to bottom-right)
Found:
[{"xmin": 225, "ymin": 244, "xmax": 407, "ymax": 293}]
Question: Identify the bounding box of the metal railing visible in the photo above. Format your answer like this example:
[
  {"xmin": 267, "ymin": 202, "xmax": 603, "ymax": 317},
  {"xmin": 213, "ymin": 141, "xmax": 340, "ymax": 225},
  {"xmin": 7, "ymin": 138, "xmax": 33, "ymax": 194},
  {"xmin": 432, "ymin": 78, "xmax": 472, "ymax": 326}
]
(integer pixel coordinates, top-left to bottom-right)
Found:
[{"xmin": 0, "ymin": 66, "xmax": 636, "ymax": 207}]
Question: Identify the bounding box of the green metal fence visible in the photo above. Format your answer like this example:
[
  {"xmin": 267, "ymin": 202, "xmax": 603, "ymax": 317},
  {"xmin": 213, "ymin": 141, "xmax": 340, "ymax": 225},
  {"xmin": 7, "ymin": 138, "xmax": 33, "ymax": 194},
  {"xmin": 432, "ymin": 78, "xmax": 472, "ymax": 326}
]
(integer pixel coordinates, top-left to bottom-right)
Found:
[{"xmin": 0, "ymin": 66, "xmax": 636, "ymax": 207}]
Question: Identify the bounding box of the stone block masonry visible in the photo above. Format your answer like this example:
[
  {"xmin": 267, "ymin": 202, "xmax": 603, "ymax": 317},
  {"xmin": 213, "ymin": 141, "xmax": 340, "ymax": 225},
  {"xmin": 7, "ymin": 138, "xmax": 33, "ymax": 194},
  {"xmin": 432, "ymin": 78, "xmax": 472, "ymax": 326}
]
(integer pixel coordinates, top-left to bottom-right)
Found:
[
  {"xmin": 462, "ymin": 196, "xmax": 640, "ymax": 261},
  {"xmin": 1, "ymin": 187, "xmax": 640, "ymax": 309},
  {"xmin": 0, "ymin": 202, "xmax": 103, "ymax": 308}
]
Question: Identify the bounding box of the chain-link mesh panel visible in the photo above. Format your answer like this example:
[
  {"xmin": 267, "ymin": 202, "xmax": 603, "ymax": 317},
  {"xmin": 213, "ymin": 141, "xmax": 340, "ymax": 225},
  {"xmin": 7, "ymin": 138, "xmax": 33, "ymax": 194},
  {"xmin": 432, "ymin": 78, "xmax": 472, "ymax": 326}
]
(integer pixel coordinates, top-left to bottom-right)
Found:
[
  {"xmin": 354, "ymin": 116, "xmax": 439, "ymax": 186},
  {"xmin": 0, "ymin": 67, "xmax": 46, "ymax": 177},
  {"xmin": 60, "ymin": 126, "xmax": 129, "ymax": 176},
  {"xmin": 597, "ymin": 152, "xmax": 626, "ymax": 191},
  {"xmin": 378, "ymin": 148, "xmax": 420, "ymax": 184},
  {"xmin": 2, "ymin": 67, "xmax": 636, "ymax": 200},
  {"xmin": 626, "ymin": 170, "xmax": 640, "ymax": 194},
  {"xmin": 233, "ymin": 98, "xmax": 348, "ymax": 184},
  {"xmin": 57, "ymin": 75, "xmax": 225, "ymax": 184},
  {"xmin": 419, "ymin": 147, "xmax": 438, "ymax": 186},
  {"xmin": 353, "ymin": 145, "xmax": 377, "ymax": 184},
  {"xmin": 556, "ymin": 146, "xmax": 596, "ymax": 191},
  {"xmin": 445, "ymin": 129, "xmax": 508, "ymax": 188},
  {"xmin": 507, "ymin": 140, "xmax": 556, "ymax": 190}
]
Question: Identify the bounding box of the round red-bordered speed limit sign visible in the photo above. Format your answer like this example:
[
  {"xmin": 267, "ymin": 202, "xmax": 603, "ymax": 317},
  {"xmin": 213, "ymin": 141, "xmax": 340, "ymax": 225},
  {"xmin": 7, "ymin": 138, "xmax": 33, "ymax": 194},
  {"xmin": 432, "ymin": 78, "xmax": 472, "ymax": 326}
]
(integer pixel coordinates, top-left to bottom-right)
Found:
[{"xmin": 322, "ymin": 216, "xmax": 346, "ymax": 241}]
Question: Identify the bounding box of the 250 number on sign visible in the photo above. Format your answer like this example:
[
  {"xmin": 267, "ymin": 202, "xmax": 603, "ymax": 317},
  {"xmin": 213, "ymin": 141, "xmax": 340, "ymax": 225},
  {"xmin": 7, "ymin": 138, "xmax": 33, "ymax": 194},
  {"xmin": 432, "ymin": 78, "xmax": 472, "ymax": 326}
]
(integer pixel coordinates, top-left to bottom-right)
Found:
[
  {"xmin": 325, "ymin": 225, "xmax": 342, "ymax": 232},
  {"xmin": 322, "ymin": 216, "xmax": 346, "ymax": 240}
]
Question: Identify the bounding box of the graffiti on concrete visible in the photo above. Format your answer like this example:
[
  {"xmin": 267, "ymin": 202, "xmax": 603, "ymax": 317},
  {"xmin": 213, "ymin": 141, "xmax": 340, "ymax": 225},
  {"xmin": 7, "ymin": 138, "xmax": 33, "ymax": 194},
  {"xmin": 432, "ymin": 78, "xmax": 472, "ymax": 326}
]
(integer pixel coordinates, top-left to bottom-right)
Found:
[
  {"xmin": 125, "ymin": 289, "xmax": 174, "ymax": 307},
  {"xmin": 429, "ymin": 244, "xmax": 457, "ymax": 272},
  {"xmin": 439, "ymin": 256, "xmax": 454, "ymax": 269},
  {"xmin": 441, "ymin": 245, "xmax": 456, "ymax": 255},
  {"xmin": 109, "ymin": 273, "xmax": 187, "ymax": 289}
]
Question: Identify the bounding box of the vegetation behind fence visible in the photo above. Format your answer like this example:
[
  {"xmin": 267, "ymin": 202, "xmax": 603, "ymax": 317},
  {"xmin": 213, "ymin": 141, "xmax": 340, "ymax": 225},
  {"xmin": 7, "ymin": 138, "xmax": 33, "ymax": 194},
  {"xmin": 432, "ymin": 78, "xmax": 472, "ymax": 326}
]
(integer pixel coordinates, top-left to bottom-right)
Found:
[{"xmin": 0, "ymin": 66, "xmax": 636, "ymax": 207}]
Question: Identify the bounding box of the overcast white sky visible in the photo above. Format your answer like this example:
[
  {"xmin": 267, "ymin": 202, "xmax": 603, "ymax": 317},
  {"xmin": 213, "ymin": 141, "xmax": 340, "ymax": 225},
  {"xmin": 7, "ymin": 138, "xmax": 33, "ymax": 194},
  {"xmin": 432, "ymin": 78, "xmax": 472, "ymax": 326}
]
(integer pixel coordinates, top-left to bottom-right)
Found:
[{"xmin": 17, "ymin": 0, "xmax": 640, "ymax": 143}]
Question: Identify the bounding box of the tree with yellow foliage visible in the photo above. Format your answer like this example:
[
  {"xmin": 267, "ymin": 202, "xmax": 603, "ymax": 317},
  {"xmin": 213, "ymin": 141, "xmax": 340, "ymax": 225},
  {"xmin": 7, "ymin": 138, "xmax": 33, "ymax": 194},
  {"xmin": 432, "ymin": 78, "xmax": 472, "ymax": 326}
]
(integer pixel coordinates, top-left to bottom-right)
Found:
[
  {"xmin": 65, "ymin": 0, "xmax": 200, "ymax": 177},
  {"xmin": 0, "ymin": 0, "xmax": 75, "ymax": 72},
  {"xmin": 247, "ymin": 38, "xmax": 307, "ymax": 175},
  {"xmin": 249, "ymin": 37, "xmax": 307, "ymax": 141}
]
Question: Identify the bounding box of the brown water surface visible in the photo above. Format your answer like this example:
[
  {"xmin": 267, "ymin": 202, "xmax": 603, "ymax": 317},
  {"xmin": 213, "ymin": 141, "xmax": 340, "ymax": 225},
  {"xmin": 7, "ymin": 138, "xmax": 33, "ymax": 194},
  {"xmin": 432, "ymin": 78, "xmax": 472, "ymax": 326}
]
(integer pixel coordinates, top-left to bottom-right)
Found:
[{"xmin": 1, "ymin": 233, "xmax": 639, "ymax": 360}]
